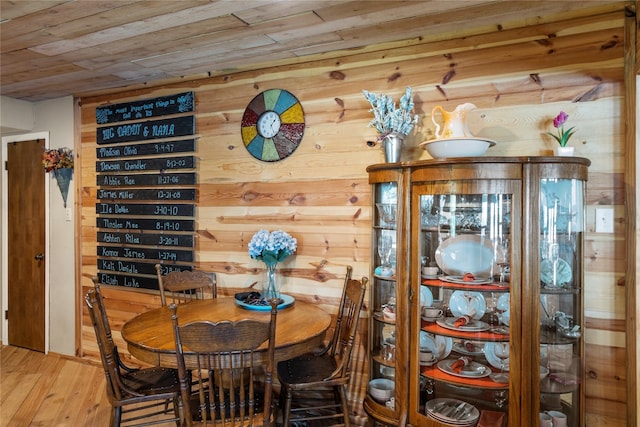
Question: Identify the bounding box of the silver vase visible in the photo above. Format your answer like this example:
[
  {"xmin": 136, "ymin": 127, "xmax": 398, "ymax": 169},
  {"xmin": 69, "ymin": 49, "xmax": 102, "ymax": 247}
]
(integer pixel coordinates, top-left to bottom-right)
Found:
[{"xmin": 382, "ymin": 133, "xmax": 404, "ymax": 163}]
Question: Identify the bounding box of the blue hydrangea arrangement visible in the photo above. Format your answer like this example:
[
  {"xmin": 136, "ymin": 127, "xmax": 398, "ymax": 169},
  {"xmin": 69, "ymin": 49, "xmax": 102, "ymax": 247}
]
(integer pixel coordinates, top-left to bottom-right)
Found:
[
  {"xmin": 363, "ymin": 86, "xmax": 419, "ymax": 140},
  {"xmin": 248, "ymin": 229, "xmax": 297, "ymax": 267}
]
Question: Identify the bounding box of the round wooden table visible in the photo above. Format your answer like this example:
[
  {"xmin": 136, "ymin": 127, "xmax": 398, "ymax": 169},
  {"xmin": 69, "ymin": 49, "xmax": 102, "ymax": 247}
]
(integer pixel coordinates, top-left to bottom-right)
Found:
[{"xmin": 121, "ymin": 297, "xmax": 332, "ymax": 368}]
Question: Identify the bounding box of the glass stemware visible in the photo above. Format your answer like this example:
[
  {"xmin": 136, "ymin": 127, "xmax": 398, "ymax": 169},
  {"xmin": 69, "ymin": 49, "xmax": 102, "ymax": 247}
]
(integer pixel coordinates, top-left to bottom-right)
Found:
[
  {"xmin": 494, "ymin": 342, "xmax": 510, "ymax": 374},
  {"xmin": 378, "ymin": 233, "xmax": 393, "ymax": 268},
  {"xmin": 494, "ymin": 236, "xmax": 510, "ymax": 284},
  {"xmin": 548, "ymin": 242, "xmax": 560, "ymax": 287}
]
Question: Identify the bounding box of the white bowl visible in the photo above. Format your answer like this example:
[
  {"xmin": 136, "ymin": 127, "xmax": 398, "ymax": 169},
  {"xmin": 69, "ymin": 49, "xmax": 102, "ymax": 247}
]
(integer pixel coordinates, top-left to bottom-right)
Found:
[
  {"xmin": 368, "ymin": 378, "xmax": 394, "ymax": 402},
  {"xmin": 419, "ymin": 137, "xmax": 496, "ymax": 158}
]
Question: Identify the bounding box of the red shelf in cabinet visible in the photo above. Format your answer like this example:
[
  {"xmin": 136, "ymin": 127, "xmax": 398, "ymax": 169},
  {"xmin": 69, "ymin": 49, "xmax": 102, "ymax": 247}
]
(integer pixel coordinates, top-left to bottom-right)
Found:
[
  {"xmin": 421, "ymin": 365, "xmax": 508, "ymax": 389},
  {"xmin": 422, "ymin": 321, "xmax": 509, "ymax": 341},
  {"xmin": 422, "ymin": 278, "xmax": 510, "ymax": 292}
]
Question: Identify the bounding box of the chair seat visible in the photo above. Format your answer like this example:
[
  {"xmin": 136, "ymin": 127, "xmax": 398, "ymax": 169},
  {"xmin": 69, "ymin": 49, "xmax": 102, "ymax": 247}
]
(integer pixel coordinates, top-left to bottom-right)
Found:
[
  {"xmin": 277, "ymin": 353, "xmax": 341, "ymax": 387},
  {"xmin": 120, "ymin": 367, "xmax": 180, "ymax": 397}
]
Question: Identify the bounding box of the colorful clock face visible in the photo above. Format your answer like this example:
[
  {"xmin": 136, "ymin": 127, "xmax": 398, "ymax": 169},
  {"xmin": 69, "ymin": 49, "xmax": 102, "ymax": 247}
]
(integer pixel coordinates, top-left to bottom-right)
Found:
[{"xmin": 241, "ymin": 89, "xmax": 305, "ymax": 162}]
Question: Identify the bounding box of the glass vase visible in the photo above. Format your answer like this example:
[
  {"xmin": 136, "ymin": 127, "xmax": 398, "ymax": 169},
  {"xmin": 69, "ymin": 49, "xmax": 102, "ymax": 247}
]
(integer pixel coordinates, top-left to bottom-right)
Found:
[{"xmin": 262, "ymin": 264, "xmax": 281, "ymax": 302}]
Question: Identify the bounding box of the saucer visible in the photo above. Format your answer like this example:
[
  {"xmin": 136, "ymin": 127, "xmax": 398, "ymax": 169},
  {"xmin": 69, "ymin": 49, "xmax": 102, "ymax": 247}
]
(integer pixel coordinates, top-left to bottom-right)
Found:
[{"xmin": 421, "ymin": 315, "xmax": 443, "ymax": 323}]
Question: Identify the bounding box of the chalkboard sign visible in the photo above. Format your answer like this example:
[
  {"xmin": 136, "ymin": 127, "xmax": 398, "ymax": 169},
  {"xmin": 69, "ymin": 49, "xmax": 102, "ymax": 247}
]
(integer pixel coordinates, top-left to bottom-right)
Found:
[
  {"xmin": 98, "ymin": 232, "xmax": 194, "ymax": 247},
  {"xmin": 96, "ymin": 155, "xmax": 194, "ymax": 173},
  {"xmin": 96, "ymin": 203, "xmax": 195, "ymax": 217},
  {"xmin": 97, "ymin": 217, "xmax": 195, "ymax": 231},
  {"xmin": 97, "ymin": 116, "xmax": 195, "ymax": 144},
  {"xmin": 98, "ymin": 246, "xmax": 194, "ymax": 262},
  {"xmin": 96, "ymin": 139, "xmax": 196, "ymax": 159},
  {"xmin": 96, "ymin": 92, "xmax": 194, "ymax": 124},
  {"xmin": 97, "ymin": 259, "xmax": 192, "ymax": 277},
  {"xmin": 97, "ymin": 172, "xmax": 196, "ymax": 187},
  {"xmin": 96, "ymin": 188, "xmax": 196, "ymax": 201},
  {"xmin": 95, "ymin": 91, "xmax": 197, "ymax": 291},
  {"xmin": 97, "ymin": 272, "xmax": 160, "ymax": 290}
]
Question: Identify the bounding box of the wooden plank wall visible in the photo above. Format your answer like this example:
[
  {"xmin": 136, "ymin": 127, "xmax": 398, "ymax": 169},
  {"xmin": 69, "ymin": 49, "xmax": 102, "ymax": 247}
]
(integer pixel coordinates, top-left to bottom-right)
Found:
[{"xmin": 78, "ymin": 10, "xmax": 630, "ymax": 426}]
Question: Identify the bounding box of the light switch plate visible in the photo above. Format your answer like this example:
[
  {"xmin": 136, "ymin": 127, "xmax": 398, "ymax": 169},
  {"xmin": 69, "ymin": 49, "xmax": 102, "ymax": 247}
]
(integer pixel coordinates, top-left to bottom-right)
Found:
[{"xmin": 595, "ymin": 208, "xmax": 614, "ymax": 233}]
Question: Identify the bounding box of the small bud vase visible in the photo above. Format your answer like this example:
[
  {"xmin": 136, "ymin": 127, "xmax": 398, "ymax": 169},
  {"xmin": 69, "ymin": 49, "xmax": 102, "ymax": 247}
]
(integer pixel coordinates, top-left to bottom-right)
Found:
[{"xmin": 382, "ymin": 133, "xmax": 404, "ymax": 163}]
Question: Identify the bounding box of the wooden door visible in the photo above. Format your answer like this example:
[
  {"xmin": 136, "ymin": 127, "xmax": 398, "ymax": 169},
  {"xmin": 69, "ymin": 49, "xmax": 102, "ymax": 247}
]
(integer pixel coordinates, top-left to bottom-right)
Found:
[{"xmin": 7, "ymin": 139, "xmax": 46, "ymax": 352}]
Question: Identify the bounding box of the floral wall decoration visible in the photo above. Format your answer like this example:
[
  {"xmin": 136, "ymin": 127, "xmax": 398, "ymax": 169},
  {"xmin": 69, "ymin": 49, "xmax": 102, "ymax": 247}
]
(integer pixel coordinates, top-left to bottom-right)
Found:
[{"xmin": 42, "ymin": 147, "xmax": 74, "ymax": 207}]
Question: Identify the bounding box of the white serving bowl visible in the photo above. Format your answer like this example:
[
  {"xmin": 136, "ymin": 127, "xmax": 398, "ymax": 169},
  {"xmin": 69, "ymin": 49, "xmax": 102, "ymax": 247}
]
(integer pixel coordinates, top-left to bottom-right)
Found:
[
  {"xmin": 419, "ymin": 137, "xmax": 496, "ymax": 159},
  {"xmin": 368, "ymin": 378, "xmax": 394, "ymax": 402}
]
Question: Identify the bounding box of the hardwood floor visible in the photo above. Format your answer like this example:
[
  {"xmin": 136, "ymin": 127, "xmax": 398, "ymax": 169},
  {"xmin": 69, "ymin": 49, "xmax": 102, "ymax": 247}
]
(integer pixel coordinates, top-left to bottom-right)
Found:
[
  {"xmin": 1, "ymin": 344, "xmax": 362, "ymax": 426},
  {"xmin": 1, "ymin": 344, "xmax": 113, "ymax": 426}
]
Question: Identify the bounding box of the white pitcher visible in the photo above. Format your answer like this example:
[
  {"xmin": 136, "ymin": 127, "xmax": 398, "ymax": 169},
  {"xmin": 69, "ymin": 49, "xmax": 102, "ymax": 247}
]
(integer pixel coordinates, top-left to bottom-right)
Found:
[{"xmin": 431, "ymin": 103, "xmax": 477, "ymax": 139}]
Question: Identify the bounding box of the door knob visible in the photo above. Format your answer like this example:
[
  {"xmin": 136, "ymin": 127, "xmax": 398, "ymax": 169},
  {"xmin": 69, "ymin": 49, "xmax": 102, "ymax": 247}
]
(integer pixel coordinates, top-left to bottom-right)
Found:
[{"xmin": 35, "ymin": 253, "xmax": 44, "ymax": 260}]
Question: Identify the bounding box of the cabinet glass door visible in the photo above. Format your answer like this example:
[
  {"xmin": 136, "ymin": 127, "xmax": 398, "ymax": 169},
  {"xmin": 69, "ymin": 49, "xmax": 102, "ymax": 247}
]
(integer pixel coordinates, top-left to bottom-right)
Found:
[
  {"xmin": 415, "ymin": 187, "xmax": 516, "ymax": 426},
  {"xmin": 370, "ymin": 182, "xmax": 398, "ymax": 411},
  {"xmin": 538, "ymin": 178, "xmax": 584, "ymax": 426}
]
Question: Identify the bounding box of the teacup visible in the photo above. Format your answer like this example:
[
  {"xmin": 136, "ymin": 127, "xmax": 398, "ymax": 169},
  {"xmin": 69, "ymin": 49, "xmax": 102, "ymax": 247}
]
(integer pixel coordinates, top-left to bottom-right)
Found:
[
  {"xmin": 422, "ymin": 266, "xmax": 439, "ymax": 277},
  {"xmin": 547, "ymin": 410, "xmax": 567, "ymax": 427},
  {"xmin": 419, "ymin": 349, "xmax": 435, "ymax": 364},
  {"xmin": 422, "ymin": 306, "xmax": 444, "ymax": 319}
]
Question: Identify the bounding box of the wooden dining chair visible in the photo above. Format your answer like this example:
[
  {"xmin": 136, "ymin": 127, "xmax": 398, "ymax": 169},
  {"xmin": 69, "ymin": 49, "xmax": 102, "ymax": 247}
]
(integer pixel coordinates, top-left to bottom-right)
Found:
[
  {"xmin": 156, "ymin": 264, "xmax": 217, "ymax": 306},
  {"xmin": 276, "ymin": 273, "xmax": 367, "ymax": 427},
  {"xmin": 170, "ymin": 300, "xmax": 279, "ymax": 427},
  {"xmin": 89, "ymin": 277, "xmax": 139, "ymax": 375},
  {"xmin": 85, "ymin": 286, "xmax": 182, "ymax": 427}
]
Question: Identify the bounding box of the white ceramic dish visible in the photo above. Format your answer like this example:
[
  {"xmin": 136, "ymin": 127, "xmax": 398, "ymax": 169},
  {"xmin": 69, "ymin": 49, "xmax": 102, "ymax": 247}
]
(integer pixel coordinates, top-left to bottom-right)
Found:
[
  {"xmin": 420, "ymin": 285, "xmax": 433, "ymax": 307},
  {"xmin": 421, "ymin": 314, "xmax": 443, "ymax": 323},
  {"xmin": 435, "ymin": 235, "xmax": 495, "ymax": 277},
  {"xmin": 368, "ymin": 378, "xmax": 394, "ymax": 402},
  {"xmin": 437, "ymin": 317, "xmax": 491, "ymax": 332},
  {"xmin": 425, "ymin": 398, "xmax": 480, "ymax": 426},
  {"xmin": 449, "ymin": 291, "xmax": 487, "ymax": 320},
  {"xmin": 440, "ymin": 275, "xmax": 493, "ymax": 285},
  {"xmin": 437, "ymin": 359, "xmax": 492, "ymax": 378},
  {"xmin": 420, "ymin": 332, "xmax": 453, "ymax": 359},
  {"xmin": 453, "ymin": 341, "xmax": 485, "ymax": 356},
  {"xmin": 419, "ymin": 137, "xmax": 496, "ymax": 158},
  {"xmin": 497, "ymin": 293, "xmax": 510, "ymax": 326}
]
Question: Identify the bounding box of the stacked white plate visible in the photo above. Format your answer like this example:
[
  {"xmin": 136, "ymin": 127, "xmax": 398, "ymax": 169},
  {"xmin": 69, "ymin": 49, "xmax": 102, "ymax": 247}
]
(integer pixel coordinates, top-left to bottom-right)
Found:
[{"xmin": 425, "ymin": 398, "xmax": 480, "ymax": 426}]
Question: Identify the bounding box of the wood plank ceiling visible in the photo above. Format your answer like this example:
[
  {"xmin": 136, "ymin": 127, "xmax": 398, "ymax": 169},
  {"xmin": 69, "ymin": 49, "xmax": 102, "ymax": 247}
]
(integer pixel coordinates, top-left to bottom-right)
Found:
[{"xmin": 0, "ymin": 0, "xmax": 625, "ymax": 102}]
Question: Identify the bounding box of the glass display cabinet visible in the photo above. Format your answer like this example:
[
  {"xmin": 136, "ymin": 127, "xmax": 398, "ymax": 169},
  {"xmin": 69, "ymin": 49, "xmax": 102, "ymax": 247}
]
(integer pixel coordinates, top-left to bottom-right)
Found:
[{"xmin": 364, "ymin": 158, "xmax": 589, "ymax": 427}]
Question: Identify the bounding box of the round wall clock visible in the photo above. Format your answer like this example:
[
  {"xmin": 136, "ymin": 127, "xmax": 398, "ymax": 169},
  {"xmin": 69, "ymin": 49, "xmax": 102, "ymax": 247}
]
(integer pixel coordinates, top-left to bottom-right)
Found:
[{"xmin": 241, "ymin": 89, "xmax": 305, "ymax": 162}]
